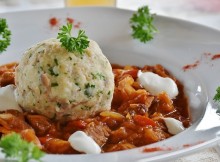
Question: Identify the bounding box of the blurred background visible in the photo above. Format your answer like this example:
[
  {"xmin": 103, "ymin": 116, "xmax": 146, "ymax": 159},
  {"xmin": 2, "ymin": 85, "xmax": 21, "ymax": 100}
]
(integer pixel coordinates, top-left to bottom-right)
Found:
[{"xmin": 1, "ymin": 0, "xmax": 220, "ymax": 30}]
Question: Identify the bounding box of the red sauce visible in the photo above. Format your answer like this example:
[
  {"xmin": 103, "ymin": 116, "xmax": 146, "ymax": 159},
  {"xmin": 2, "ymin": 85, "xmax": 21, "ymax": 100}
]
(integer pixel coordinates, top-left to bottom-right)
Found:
[
  {"xmin": 0, "ymin": 63, "xmax": 191, "ymax": 154},
  {"xmin": 66, "ymin": 17, "xmax": 74, "ymax": 24},
  {"xmin": 211, "ymin": 54, "xmax": 220, "ymax": 60},
  {"xmin": 143, "ymin": 141, "xmax": 204, "ymax": 153},
  {"xmin": 203, "ymin": 52, "xmax": 212, "ymax": 57},
  {"xmin": 74, "ymin": 22, "xmax": 81, "ymax": 29},
  {"xmin": 182, "ymin": 60, "xmax": 200, "ymax": 72},
  {"xmin": 183, "ymin": 141, "xmax": 204, "ymax": 148},
  {"xmin": 182, "ymin": 52, "xmax": 220, "ymax": 72},
  {"xmin": 49, "ymin": 17, "xmax": 59, "ymax": 27},
  {"xmin": 49, "ymin": 17, "xmax": 81, "ymax": 29},
  {"xmin": 143, "ymin": 147, "xmax": 163, "ymax": 152},
  {"xmin": 143, "ymin": 147, "xmax": 172, "ymax": 152}
]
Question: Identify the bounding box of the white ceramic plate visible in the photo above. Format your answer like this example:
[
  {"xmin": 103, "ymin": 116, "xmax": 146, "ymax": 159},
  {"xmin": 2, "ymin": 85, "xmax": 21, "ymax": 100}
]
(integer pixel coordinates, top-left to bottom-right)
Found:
[{"xmin": 1, "ymin": 7, "xmax": 220, "ymax": 162}]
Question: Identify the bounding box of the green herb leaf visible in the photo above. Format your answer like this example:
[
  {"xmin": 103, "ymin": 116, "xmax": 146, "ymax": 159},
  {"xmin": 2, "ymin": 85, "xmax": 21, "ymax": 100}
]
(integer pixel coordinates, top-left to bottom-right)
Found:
[
  {"xmin": 91, "ymin": 72, "xmax": 105, "ymax": 80},
  {"xmin": 214, "ymin": 87, "xmax": 220, "ymax": 102},
  {"xmin": 84, "ymin": 83, "xmax": 95, "ymax": 98},
  {"xmin": 51, "ymin": 82, "xmax": 59, "ymax": 87},
  {"xmin": 48, "ymin": 67, "xmax": 59, "ymax": 76},
  {"xmin": 57, "ymin": 23, "xmax": 90, "ymax": 55},
  {"xmin": 54, "ymin": 58, "xmax": 58, "ymax": 65},
  {"xmin": 0, "ymin": 132, "xmax": 44, "ymax": 162},
  {"xmin": 81, "ymin": 106, "xmax": 92, "ymax": 111},
  {"xmin": 214, "ymin": 87, "xmax": 220, "ymax": 115},
  {"xmin": 130, "ymin": 6, "xmax": 157, "ymax": 43},
  {"xmin": 0, "ymin": 18, "xmax": 11, "ymax": 53}
]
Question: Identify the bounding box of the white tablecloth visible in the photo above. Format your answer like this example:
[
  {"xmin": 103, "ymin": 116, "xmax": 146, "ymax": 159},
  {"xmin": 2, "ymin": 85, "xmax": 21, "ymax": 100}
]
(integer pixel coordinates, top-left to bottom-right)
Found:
[{"xmin": 1, "ymin": 0, "xmax": 220, "ymax": 161}]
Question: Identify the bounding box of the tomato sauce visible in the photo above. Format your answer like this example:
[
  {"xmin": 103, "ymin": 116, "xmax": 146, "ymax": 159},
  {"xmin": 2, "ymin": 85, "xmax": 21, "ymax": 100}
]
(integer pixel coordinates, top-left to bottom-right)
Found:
[
  {"xmin": 211, "ymin": 54, "xmax": 220, "ymax": 60},
  {"xmin": 49, "ymin": 17, "xmax": 59, "ymax": 27},
  {"xmin": 0, "ymin": 63, "xmax": 191, "ymax": 154}
]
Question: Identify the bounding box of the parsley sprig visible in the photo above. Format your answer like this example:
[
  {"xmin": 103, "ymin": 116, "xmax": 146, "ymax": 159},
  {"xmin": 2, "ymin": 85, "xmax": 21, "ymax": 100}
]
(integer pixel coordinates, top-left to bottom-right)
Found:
[
  {"xmin": 0, "ymin": 133, "xmax": 44, "ymax": 162},
  {"xmin": 0, "ymin": 18, "xmax": 11, "ymax": 53},
  {"xmin": 214, "ymin": 87, "xmax": 220, "ymax": 102},
  {"xmin": 130, "ymin": 6, "xmax": 157, "ymax": 43},
  {"xmin": 57, "ymin": 23, "xmax": 90, "ymax": 55},
  {"xmin": 213, "ymin": 87, "xmax": 220, "ymax": 115}
]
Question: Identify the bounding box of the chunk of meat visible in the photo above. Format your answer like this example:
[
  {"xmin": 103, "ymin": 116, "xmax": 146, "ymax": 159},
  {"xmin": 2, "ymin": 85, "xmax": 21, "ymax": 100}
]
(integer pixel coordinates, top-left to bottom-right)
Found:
[
  {"xmin": 44, "ymin": 138, "xmax": 78, "ymax": 154},
  {"xmin": 118, "ymin": 91, "xmax": 154, "ymax": 115},
  {"xmin": 5, "ymin": 110, "xmax": 25, "ymax": 120},
  {"xmin": 156, "ymin": 92, "xmax": 174, "ymax": 113},
  {"xmin": 26, "ymin": 115, "xmax": 52, "ymax": 136},
  {"xmin": 0, "ymin": 62, "xmax": 18, "ymax": 87},
  {"xmin": 0, "ymin": 72, "xmax": 15, "ymax": 87},
  {"xmin": 143, "ymin": 128, "xmax": 160, "ymax": 144},
  {"xmin": 0, "ymin": 62, "xmax": 18, "ymax": 75},
  {"xmin": 118, "ymin": 75, "xmax": 135, "ymax": 101},
  {"xmin": 84, "ymin": 121, "xmax": 110, "ymax": 147},
  {"xmin": 108, "ymin": 127, "xmax": 127, "ymax": 144},
  {"xmin": 0, "ymin": 113, "xmax": 30, "ymax": 133},
  {"xmin": 142, "ymin": 127, "xmax": 169, "ymax": 145}
]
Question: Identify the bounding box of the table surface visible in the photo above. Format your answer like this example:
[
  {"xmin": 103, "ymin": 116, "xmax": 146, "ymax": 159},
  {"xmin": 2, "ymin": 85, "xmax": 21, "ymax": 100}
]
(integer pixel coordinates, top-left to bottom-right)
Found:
[{"xmin": 1, "ymin": 0, "xmax": 220, "ymax": 161}]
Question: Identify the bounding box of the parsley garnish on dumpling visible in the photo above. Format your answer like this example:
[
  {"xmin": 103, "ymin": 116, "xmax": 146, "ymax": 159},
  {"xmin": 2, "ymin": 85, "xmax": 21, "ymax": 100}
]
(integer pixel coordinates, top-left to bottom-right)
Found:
[{"xmin": 57, "ymin": 23, "xmax": 90, "ymax": 55}]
